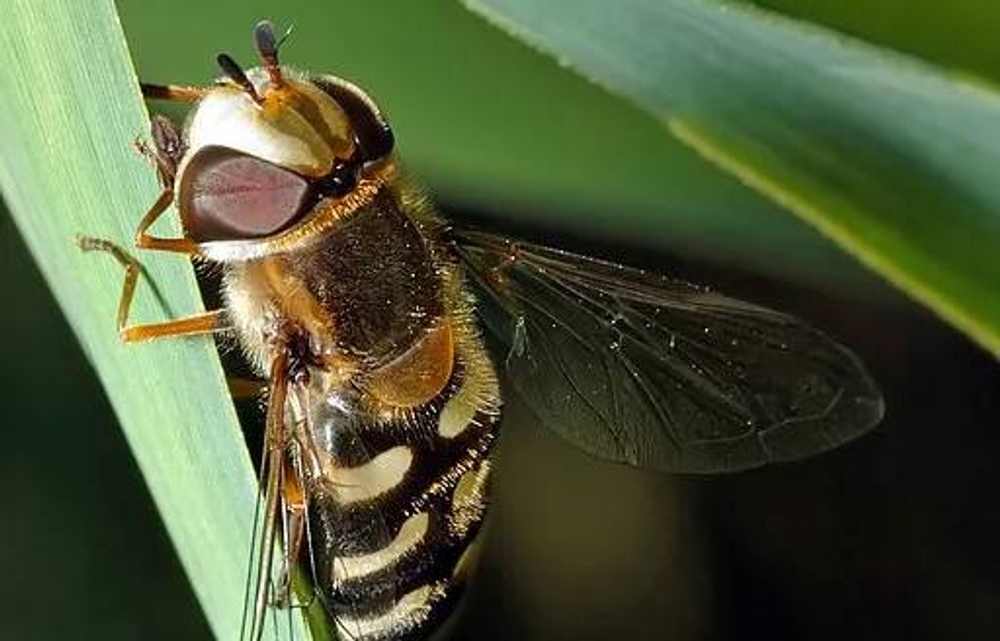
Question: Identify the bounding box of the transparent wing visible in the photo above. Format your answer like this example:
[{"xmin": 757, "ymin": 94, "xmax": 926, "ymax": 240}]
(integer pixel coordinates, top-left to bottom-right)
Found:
[
  {"xmin": 451, "ymin": 229, "xmax": 885, "ymax": 473},
  {"xmin": 241, "ymin": 351, "xmax": 297, "ymax": 641}
]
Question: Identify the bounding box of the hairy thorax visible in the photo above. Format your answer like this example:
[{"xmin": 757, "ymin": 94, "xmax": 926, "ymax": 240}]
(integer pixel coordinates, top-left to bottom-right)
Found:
[{"xmin": 222, "ymin": 191, "xmax": 451, "ymax": 409}]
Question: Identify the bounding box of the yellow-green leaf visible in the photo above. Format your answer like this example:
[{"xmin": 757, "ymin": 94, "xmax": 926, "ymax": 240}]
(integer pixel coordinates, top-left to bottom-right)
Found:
[
  {"xmin": 0, "ymin": 1, "xmax": 310, "ymax": 638},
  {"xmin": 465, "ymin": 0, "xmax": 1000, "ymax": 357}
]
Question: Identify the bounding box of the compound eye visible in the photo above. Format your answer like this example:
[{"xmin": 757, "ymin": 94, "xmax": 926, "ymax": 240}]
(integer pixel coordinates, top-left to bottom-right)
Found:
[
  {"xmin": 311, "ymin": 76, "xmax": 394, "ymax": 163},
  {"xmin": 179, "ymin": 146, "xmax": 312, "ymax": 242}
]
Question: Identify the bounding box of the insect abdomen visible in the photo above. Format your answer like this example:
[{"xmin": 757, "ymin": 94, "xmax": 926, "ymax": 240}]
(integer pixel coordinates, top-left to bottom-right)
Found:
[{"xmin": 306, "ymin": 325, "xmax": 501, "ymax": 640}]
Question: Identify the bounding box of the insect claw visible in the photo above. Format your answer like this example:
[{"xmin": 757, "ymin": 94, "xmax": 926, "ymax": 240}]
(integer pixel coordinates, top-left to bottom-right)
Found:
[{"xmin": 133, "ymin": 137, "xmax": 154, "ymax": 160}]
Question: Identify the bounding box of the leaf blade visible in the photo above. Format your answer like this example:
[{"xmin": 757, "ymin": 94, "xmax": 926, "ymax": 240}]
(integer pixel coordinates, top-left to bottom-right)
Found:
[
  {"xmin": 465, "ymin": 0, "xmax": 1000, "ymax": 356},
  {"xmin": 0, "ymin": 2, "xmax": 310, "ymax": 638}
]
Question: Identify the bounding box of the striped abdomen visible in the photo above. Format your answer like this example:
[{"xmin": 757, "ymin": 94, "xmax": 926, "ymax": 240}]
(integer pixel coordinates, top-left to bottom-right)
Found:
[{"xmin": 304, "ymin": 324, "xmax": 501, "ymax": 640}]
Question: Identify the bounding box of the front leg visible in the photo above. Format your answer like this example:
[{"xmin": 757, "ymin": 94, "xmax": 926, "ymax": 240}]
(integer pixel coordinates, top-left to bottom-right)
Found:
[
  {"xmin": 130, "ymin": 115, "xmax": 199, "ymax": 255},
  {"xmin": 77, "ymin": 113, "xmax": 218, "ymax": 341},
  {"xmin": 140, "ymin": 82, "xmax": 211, "ymax": 103},
  {"xmin": 76, "ymin": 237, "xmax": 226, "ymax": 342}
]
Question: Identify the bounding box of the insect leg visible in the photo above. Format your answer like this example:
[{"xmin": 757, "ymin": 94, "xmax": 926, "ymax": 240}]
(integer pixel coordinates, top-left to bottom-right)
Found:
[
  {"xmin": 135, "ymin": 115, "xmax": 185, "ymax": 187},
  {"xmin": 228, "ymin": 377, "xmax": 267, "ymax": 400},
  {"xmin": 273, "ymin": 450, "xmax": 307, "ymax": 607},
  {"xmin": 140, "ymin": 82, "xmax": 210, "ymax": 103},
  {"xmin": 76, "ymin": 236, "xmax": 226, "ymax": 342},
  {"xmin": 277, "ymin": 395, "xmax": 324, "ymax": 613},
  {"xmin": 132, "ymin": 186, "xmax": 199, "ymax": 254}
]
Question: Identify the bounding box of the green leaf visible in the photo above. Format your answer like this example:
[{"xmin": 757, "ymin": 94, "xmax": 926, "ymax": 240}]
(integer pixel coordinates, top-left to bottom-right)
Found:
[
  {"xmin": 754, "ymin": 0, "xmax": 1000, "ymax": 84},
  {"xmin": 464, "ymin": 0, "xmax": 1000, "ymax": 357},
  {"xmin": 0, "ymin": 2, "xmax": 310, "ymax": 639}
]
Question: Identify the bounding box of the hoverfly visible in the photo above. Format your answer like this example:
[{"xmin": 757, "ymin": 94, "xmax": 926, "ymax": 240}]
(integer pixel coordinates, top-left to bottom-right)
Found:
[{"xmin": 79, "ymin": 20, "xmax": 884, "ymax": 641}]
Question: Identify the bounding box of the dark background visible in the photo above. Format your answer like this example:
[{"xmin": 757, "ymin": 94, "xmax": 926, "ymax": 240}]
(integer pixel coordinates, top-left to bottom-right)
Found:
[{"xmin": 3, "ymin": 1, "xmax": 1000, "ymax": 639}]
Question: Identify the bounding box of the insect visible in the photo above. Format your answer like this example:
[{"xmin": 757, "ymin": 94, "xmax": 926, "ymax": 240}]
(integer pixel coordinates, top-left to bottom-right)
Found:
[{"xmin": 79, "ymin": 19, "xmax": 884, "ymax": 641}]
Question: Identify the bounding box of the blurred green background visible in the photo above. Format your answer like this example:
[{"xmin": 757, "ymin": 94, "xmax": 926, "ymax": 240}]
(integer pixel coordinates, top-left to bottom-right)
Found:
[{"xmin": 3, "ymin": 0, "xmax": 1000, "ymax": 639}]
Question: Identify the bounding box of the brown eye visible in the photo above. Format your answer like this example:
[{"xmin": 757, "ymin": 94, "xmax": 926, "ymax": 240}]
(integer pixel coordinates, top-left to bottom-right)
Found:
[
  {"xmin": 311, "ymin": 76, "xmax": 394, "ymax": 163},
  {"xmin": 179, "ymin": 146, "xmax": 312, "ymax": 242}
]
